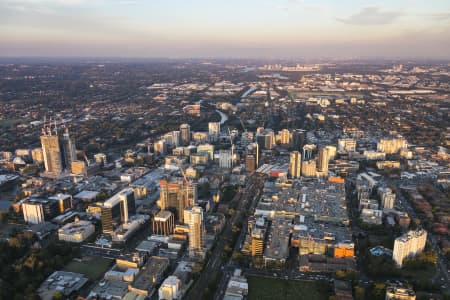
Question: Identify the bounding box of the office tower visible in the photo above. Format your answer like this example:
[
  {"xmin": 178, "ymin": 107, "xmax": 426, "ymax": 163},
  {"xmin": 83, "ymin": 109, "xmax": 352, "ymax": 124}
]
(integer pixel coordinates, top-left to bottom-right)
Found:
[
  {"xmin": 22, "ymin": 198, "xmax": 60, "ymax": 224},
  {"xmin": 31, "ymin": 148, "xmax": 44, "ymax": 164},
  {"xmin": 292, "ymin": 129, "xmax": 305, "ymax": 151},
  {"xmin": 48, "ymin": 193, "xmax": 73, "ymax": 213},
  {"xmin": 301, "ymin": 160, "xmax": 316, "ymax": 177},
  {"xmin": 101, "ymin": 188, "xmax": 136, "ymax": 234},
  {"xmin": 338, "ymin": 138, "xmax": 356, "ymax": 152},
  {"xmin": 154, "ymin": 140, "xmax": 167, "ymax": 155},
  {"xmin": 172, "ymin": 131, "xmax": 181, "ymax": 147},
  {"xmin": 180, "ymin": 124, "xmax": 191, "ymax": 146},
  {"xmin": 184, "ymin": 205, "xmax": 205, "ymax": 258},
  {"xmin": 159, "ymin": 180, "xmax": 196, "ymax": 223},
  {"xmin": 61, "ymin": 127, "xmax": 77, "ymax": 172},
  {"xmin": 153, "ymin": 210, "xmax": 175, "ymax": 236},
  {"xmin": 197, "ymin": 144, "xmax": 214, "ymax": 161},
  {"xmin": 245, "ymin": 155, "xmax": 256, "ymax": 172},
  {"xmin": 279, "ymin": 129, "xmax": 290, "ymax": 145},
  {"xmin": 302, "ymin": 144, "xmax": 316, "ymax": 161},
  {"xmin": 247, "ymin": 142, "xmax": 259, "ymax": 168},
  {"xmin": 219, "ymin": 150, "xmax": 233, "ymax": 169},
  {"xmin": 317, "ymin": 147, "xmax": 330, "ymax": 174},
  {"xmin": 324, "ymin": 145, "xmax": 336, "ymax": 161},
  {"xmin": 208, "ymin": 122, "xmax": 221, "ymax": 137},
  {"xmin": 289, "ymin": 151, "xmax": 302, "ymax": 178},
  {"xmin": 393, "ymin": 230, "xmax": 427, "ymax": 267},
  {"xmin": 158, "ymin": 276, "xmax": 181, "ymax": 300},
  {"xmin": 256, "ymin": 129, "xmax": 275, "ymax": 150}
]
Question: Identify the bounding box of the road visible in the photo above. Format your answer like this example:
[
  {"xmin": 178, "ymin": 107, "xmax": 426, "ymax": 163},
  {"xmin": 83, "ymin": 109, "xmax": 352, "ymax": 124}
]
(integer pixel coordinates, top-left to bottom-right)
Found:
[
  {"xmin": 185, "ymin": 174, "xmax": 264, "ymax": 300},
  {"xmin": 213, "ymin": 174, "xmax": 265, "ymax": 300}
]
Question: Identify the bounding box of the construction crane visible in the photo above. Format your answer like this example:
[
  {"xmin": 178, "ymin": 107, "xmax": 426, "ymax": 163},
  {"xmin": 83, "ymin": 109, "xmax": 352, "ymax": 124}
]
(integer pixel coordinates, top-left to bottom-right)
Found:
[{"xmin": 177, "ymin": 161, "xmax": 196, "ymax": 206}]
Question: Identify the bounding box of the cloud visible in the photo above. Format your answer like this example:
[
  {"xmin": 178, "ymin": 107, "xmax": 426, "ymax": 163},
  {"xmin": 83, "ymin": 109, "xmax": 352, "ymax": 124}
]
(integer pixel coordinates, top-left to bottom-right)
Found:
[
  {"xmin": 422, "ymin": 12, "xmax": 450, "ymax": 20},
  {"xmin": 337, "ymin": 6, "xmax": 403, "ymax": 26}
]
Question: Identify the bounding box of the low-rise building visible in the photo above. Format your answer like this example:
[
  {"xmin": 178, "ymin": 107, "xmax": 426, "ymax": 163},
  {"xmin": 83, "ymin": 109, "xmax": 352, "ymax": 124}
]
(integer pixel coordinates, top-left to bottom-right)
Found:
[
  {"xmin": 58, "ymin": 219, "xmax": 95, "ymax": 243},
  {"xmin": 38, "ymin": 271, "xmax": 88, "ymax": 300}
]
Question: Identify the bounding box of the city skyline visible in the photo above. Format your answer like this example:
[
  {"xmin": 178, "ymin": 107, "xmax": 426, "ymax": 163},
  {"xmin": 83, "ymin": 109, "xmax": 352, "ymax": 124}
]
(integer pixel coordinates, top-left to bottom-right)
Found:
[{"xmin": 1, "ymin": 0, "xmax": 450, "ymax": 58}]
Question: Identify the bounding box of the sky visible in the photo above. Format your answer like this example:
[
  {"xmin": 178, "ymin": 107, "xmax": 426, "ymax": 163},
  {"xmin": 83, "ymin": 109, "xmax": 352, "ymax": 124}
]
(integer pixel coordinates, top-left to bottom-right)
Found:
[{"xmin": 0, "ymin": 0, "xmax": 449, "ymax": 59}]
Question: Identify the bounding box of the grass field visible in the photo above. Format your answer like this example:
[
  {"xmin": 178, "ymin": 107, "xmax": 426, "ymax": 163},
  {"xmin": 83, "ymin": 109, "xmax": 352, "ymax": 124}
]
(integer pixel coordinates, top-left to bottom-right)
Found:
[
  {"xmin": 64, "ymin": 257, "xmax": 113, "ymax": 280},
  {"xmin": 247, "ymin": 276, "xmax": 331, "ymax": 300}
]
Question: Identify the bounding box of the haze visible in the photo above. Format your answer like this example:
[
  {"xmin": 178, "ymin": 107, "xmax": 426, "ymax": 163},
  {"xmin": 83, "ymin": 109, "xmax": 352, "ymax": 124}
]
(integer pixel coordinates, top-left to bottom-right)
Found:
[{"xmin": 1, "ymin": 0, "xmax": 450, "ymax": 59}]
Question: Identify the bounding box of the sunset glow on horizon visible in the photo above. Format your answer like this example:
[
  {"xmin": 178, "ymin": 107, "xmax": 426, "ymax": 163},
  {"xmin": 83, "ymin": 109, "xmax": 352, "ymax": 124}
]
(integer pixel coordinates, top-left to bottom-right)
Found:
[{"xmin": 1, "ymin": 0, "xmax": 450, "ymax": 58}]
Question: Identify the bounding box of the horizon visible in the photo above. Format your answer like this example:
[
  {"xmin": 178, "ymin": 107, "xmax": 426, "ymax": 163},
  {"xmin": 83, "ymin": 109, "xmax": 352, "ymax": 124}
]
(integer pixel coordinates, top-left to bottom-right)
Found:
[{"xmin": 1, "ymin": 0, "xmax": 450, "ymax": 59}]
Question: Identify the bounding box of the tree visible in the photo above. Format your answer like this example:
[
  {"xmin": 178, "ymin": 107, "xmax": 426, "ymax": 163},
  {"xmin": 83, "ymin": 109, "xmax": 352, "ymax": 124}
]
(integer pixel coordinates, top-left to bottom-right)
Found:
[{"xmin": 52, "ymin": 291, "xmax": 64, "ymax": 300}]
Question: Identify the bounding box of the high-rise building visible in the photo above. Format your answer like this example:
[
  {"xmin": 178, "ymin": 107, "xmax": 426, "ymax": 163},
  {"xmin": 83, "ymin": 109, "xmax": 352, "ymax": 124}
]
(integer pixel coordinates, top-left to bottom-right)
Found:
[
  {"xmin": 279, "ymin": 129, "xmax": 290, "ymax": 145},
  {"xmin": 184, "ymin": 205, "xmax": 205, "ymax": 258},
  {"xmin": 219, "ymin": 150, "xmax": 233, "ymax": 169},
  {"xmin": 22, "ymin": 198, "xmax": 60, "ymax": 224},
  {"xmin": 317, "ymin": 147, "xmax": 330, "ymax": 174},
  {"xmin": 301, "ymin": 160, "xmax": 316, "ymax": 177},
  {"xmin": 208, "ymin": 122, "xmax": 221, "ymax": 137},
  {"xmin": 324, "ymin": 145, "xmax": 336, "ymax": 161},
  {"xmin": 40, "ymin": 121, "xmax": 77, "ymax": 175},
  {"xmin": 180, "ymin": 124, "xmax": 191, "ymax": 146},
  {"xmin": 61, "ymin": 128, "xmax": 77, "ymax": 171},
  {"xmin": 291, "ymin": 129, "xmax": 306, "ymax": 151},
  {"xmin": 378, "ymin": 187, "xmax": 396, "ymax": 209},
  {"xmin": 247, "ymin": 142, "xmax": 259, "ymax": 168},
  {"xmin": 197, "ymin": 144, "xmax": 214, "ymax": 161},
  {"xmin": 159, "ymin": 179, "xmax": 197, "ymax": 223},
  {"xmin": 256, "ymin": 129, "xmax": 275, "ymax": 150},
  {"xmin": 41, "ymin": 134, "xmax": 63, "ymax": 175},
  {"xmin": 154, "ymin": 140, "xmax": 167, "ymax": 155},
  {"xmin": 245, "ymin": 155, "xmax": 257, "ymax": 173},
  {"xmin": 101, "ymin": 188, "xmax": 136, "ymax": 234},
  {"xmin": 31, "ymin": 148, "xmax": 44, "ymax": 164},
  {"xmin": 302, "ymin": 144, "xmax": 316, "ymax": 161},
  {"xmin": 338, "ymin": 138, "xmax": 356, "ymax": 152},
  {"xmin": 392, "ymin": 230, "xmax": 427, "ymax": 267},
  {"xmin": 152, "ymin": 210, "xmax": 175, "ymax": 236},
  {"xmin": 289, "ymin": 151, "xmax": 301, "ymax": 178}
]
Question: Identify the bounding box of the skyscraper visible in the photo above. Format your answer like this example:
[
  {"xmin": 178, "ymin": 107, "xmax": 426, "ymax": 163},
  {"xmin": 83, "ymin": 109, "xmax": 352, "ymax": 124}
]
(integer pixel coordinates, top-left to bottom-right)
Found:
[
  {"xmin": 40, "ymin": 120, "xmax": 77, "ymax": 176},
  {"xmin": 292, "ymin": 129, "xmax": 305, "ymax": 151},
  {"xmin": 180, "ymin": 124, "xmax": 191, "ymax": 146},
  {"xmin": 159, "ymin": 179, "xmax": 197, "ymax": 223},
  {"xmin": 101, "ymin": 188, "xmax": 136, "ymax": 234},
  {"xmin": 208, "ymin": 122, "xmax": 221, "ymax": 139},
  {"xmin": 289, "ymin": 151, "xmax": 301, "ymax": 178},
  {"xmin": 317, "ymin": 147, "xmax": 330, "ymax": 174},
  {"xmin": 61, "ymin": 128, "xmax": 76, "ymax": 171},
  {"xmin": 41, "ymin": 134, "xmax": 63, "ymax": 175},
  {"xmin": 184, "ymin": 205, "xmax": 205, "ymax": 258}
]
